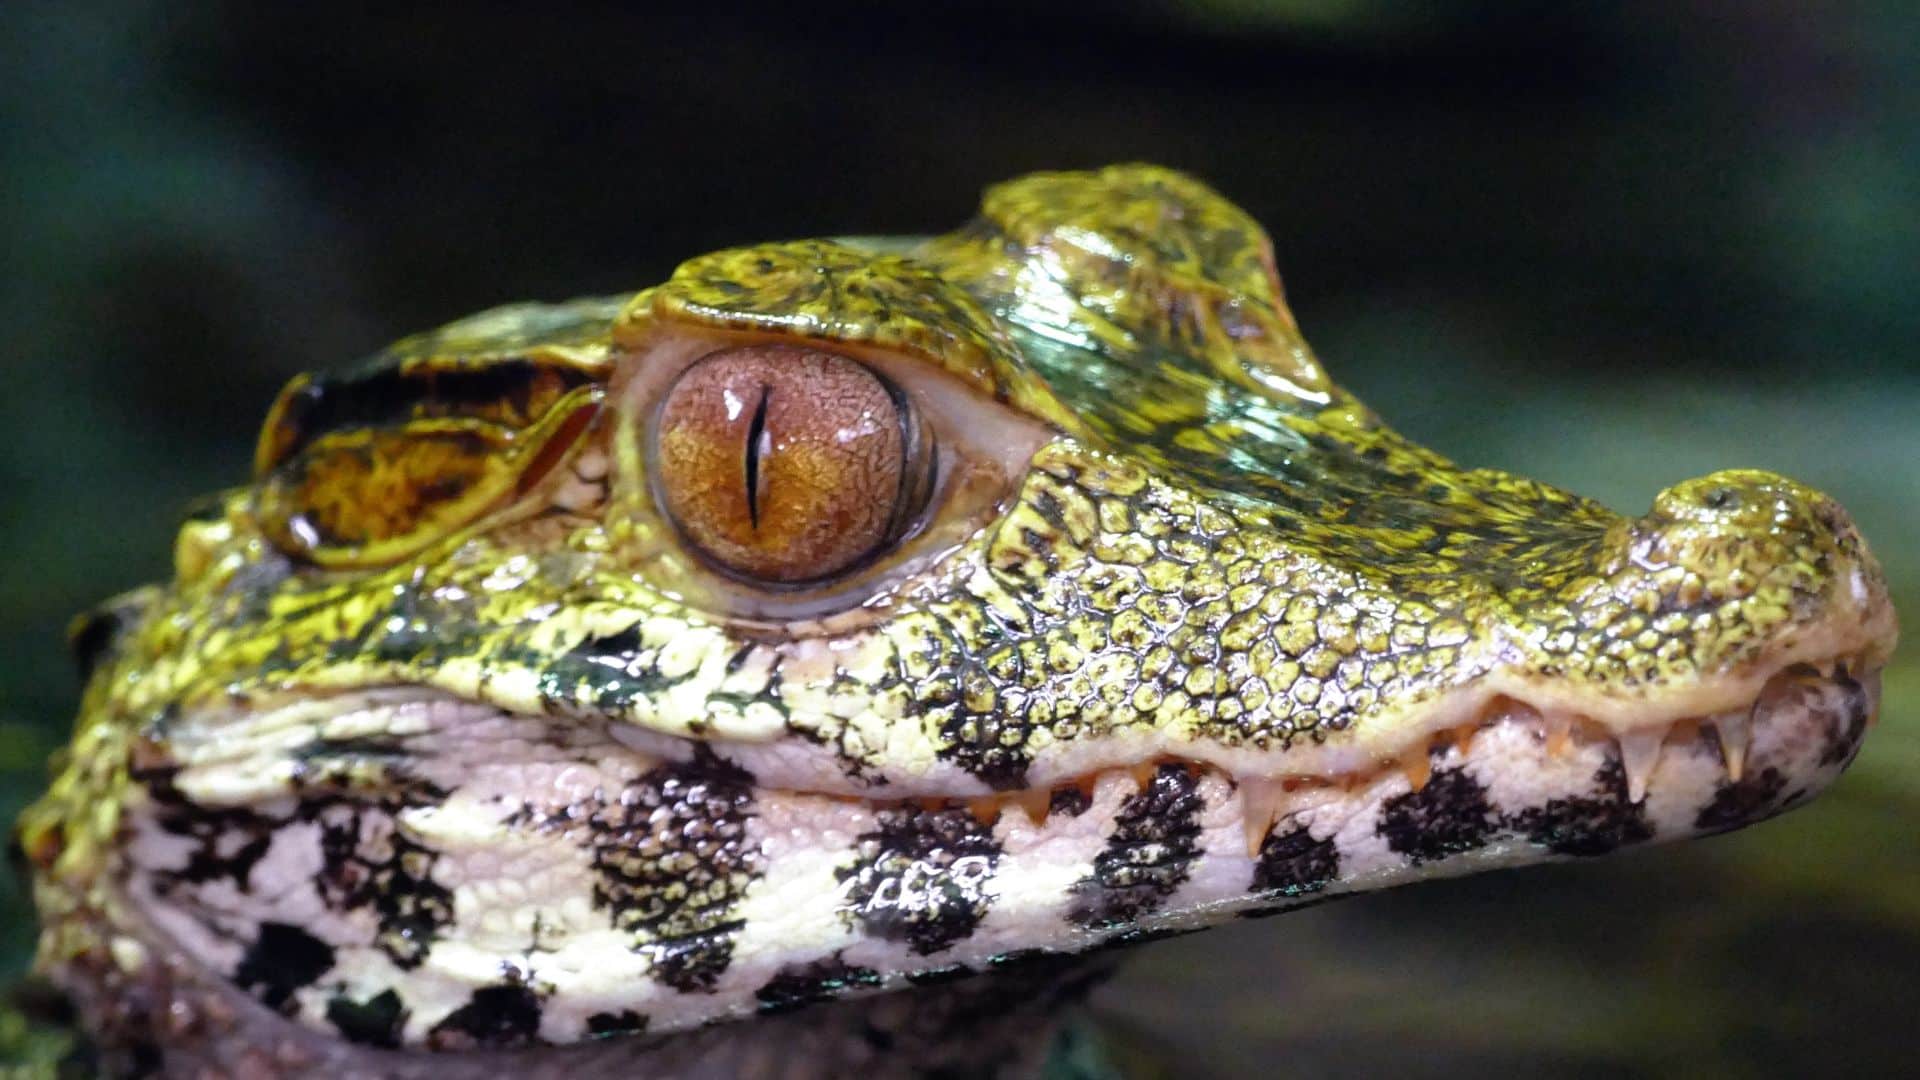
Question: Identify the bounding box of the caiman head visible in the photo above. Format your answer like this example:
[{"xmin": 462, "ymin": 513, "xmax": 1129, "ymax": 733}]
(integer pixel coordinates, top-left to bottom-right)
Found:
[{"xmin": 17, "ymin": 165, "xmax": 1896, "ymax": 1073}]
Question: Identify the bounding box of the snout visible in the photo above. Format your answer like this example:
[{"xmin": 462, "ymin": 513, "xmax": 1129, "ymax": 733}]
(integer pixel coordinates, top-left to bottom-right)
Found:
[{"xmin": 1570, "ymin": 468, "xmax": 1897, "ymax": 685}]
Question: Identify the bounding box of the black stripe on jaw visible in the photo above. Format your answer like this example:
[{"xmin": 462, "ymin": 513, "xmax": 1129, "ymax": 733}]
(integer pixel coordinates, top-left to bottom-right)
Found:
[
  {"xmin": 233, "ymin": 922, "xmax": 335, "ymax": 1015},
  {"xmin": 427, "ymin": 983, "xmax": 545, "ymax": 1051},
  {"xmin": 835, "ymin": 805, "xmax": 1002, "ymax": 956},
  {"xmin": 1248, "ymin": 824, "xmax": 1341, "ymax": 904},
  {"xmin": 1506, "ymin": 758, "xmax": 1654, "ymax": 857},
  {"xmin": 1066, "ymin": 764, "xmax": 1205, "ymax": 930},
  {"xmin": 576, "ymin": 751, "xmax": 761, "ymax": 994},
  {"xmin": 1377, "ymin": 767, "xmax": 1497, "ymax": 865}
]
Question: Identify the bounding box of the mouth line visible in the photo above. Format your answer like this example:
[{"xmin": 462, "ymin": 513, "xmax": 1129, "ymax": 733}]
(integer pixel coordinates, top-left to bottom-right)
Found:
[
  {"xmin": 172, "ymin": 651, "xmax": 1881, "ymax": 855},
  {"xmin": 804, "ymin": 655, "xmax": 1882, "ymax": 857}
]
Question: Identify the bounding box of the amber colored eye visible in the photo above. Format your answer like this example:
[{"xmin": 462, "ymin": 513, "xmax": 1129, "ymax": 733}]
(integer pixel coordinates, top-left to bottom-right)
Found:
[{"xmin": 652, "ymin": 345, "xmax": 935, "ymax": 584}]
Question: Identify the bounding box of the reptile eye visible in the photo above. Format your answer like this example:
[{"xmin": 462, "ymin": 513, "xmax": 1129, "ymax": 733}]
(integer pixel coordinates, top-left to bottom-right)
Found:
[{"xmin": 652, "ymin": 345, "xmax": 935, "ymax": 584}]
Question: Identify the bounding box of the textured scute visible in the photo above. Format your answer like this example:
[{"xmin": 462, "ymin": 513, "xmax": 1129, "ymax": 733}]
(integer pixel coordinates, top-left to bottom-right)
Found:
[
  {"xmin": 1507, "ymin": 760, "xmax": 1653, "ymax": 857},
  {"xmin": 576, "ymin": 751, "xmax": 760, "ymax": 993},
  {"xmin": 1067, "ymin": 764, "xmax": 1206, "ymax": 929},
  {"xmin": 1249, "ymin": 826, "xmax": 1341, "ymax": 901},
  {"xmin": 834, "ymin": 807, "xmax": 1002, "ymax": 956},
  {"xmin": 1377, "ymin": 767, "xmax": 1498, "ymax": 865}
]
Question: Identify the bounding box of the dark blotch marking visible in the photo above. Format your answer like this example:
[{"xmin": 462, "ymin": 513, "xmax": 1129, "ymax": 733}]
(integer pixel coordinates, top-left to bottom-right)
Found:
[
  {"xmin": 584, "ymin": 1011, "xmax": 649, "ymax": 1039},
  {"xmin": 1250, "ymin": 823, "xmax": 1341, "ymax": 898},
  {"xmin": 986, "ymin": 948, "xmax": 1058, "ymax": 971},
  {"xmin": 326, "ymin": 989, "xmax": 407, "ymax": 1048},
  {"xmin": 755, "ymin": 954, "xmax": 883, "ymax": 1015},
  {"xmin": 427, "ymin": 984, "xmax": 544, "ymax": 1051},
  {"xmin": 1240, "ymin": 895, "xmax": 1337, "ymax": 920},
  {"xmin": 141, "ymin": 767, "xmax": 276, "ymax": 894},
  {"xmin": 539, "ymin": 623, "xmax": 678, "ymax": 712},
  {"xmin": 1378, "ymin": 767, "xmax": 1497, "ymax": 864},
  {"xmin": 1507, "ymin": 758, "xmax": 1654, "ymax": 857},
  {"xmin": 836, "ymin": 806, "xmax": 1002, "ymax": 956},
  {"xmin": 232, "ymin": 922, "xmax": 334, "ymax": 1013},
  {"xmin": 1820, "ymin": 671, "xmax": 1872, "ymax": 768},
  {"xmin": 307, "ymin": 779, "xmax": 457, "ymax": 970},
  {"xmin": 578, "ymin": 749, "xmax": 760, "ymax": 993},
  {"xmin": 1067, "ymin": 764, "xmax": 1205, "ymax": 929},
  {"xmin": 1696, "ymin": 767, "xmax": 1789, "ymax": 833},
  {"xmin": 937, "ymin": 700, "xmax": 1034, "ymax": 790},
  {"xmin": 1048, "ymin": 786, "xmax": 1092, "ymax": 817},
  {"xmin": 140, "ymin": 761, "xmax": 457, "ymax": 975},
  {"xmin": 352, "ymin": 578, "xmax": 491, "ymax": 666}
]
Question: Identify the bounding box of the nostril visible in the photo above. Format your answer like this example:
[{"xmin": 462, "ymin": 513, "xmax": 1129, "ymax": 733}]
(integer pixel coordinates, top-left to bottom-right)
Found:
[
  {"xmin": 1649, "ymin": 469, "xmax": 1810, "ymax": 527},
  {"xmin": 1701, "ymin": 486, "xmax": 1739, "ymax": 511}
]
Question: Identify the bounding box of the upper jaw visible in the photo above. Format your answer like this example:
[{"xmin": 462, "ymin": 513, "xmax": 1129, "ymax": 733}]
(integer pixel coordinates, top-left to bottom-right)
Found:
[{"xmin": 595, "ymin": 646, "xmax": 1885, "ymax": 819}]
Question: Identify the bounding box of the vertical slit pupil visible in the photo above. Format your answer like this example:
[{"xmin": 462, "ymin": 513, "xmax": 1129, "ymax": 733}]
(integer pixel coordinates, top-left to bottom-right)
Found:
[{"xmin": 744, "ymin": 383, "xmax": 770, "ymax": 530}]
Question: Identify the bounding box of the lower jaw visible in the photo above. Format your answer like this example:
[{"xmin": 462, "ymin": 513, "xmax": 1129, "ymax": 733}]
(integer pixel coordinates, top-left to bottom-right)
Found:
[
  {"xmin": 42, "ymin": 898, "xmax": 1112, "ymax": 1080},
  {"xmin": 92, "ymin": 665, "xmax": 1873, "ymax": 1061}
]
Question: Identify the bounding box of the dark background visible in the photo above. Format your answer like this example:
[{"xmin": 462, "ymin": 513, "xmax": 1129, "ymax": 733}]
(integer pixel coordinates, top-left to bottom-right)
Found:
[{"xmin": 3, "ymin": 3, "xmax": 1916, "ymax": 1075}]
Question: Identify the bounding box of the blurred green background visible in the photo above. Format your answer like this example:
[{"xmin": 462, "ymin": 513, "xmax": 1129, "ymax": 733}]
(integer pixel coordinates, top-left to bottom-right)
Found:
[{"xmin": 2, "ymin": 2, "xmax": 1915, "ymax": 1075}]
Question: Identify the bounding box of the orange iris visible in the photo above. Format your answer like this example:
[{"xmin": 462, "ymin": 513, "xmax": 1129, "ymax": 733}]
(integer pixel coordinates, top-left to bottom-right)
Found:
[{"xmin": 653, "ymin": 345, "xmax": 931, "ymax": 584}]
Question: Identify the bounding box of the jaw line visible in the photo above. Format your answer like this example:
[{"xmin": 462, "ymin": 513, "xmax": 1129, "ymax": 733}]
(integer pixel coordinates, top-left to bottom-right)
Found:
[{"xmin": 587, "ymin": 647, "xmax": 1884, "ymax": 811}]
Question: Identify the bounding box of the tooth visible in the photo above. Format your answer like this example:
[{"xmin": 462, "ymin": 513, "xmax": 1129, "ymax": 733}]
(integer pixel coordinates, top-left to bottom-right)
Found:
[
  {"xmin": 1400, "ymin": 750, "xmax": 1432, "ymax": 793},
  {"xmin": 965, "ymin": 797, "xmax": 1003, "ymax": 826},
  {"xmin": 1544, "ymin": 712, "xmax": 1573, "ymax": 759},
  {"xmin": 1011, "ymin": 788, "xmax": 1051, "ymax": 825},
  {"xmin": 1240, "ymin": 776, "xmax": 1285, "ymax": 858},
  {"xmin": 1617, "ymin": 728, "xmax": 1664, "ymax": 803},
  {"xmin": 1127, "ymin": 762, "xmax": 1160, "ymax": 791},
  {"xmin": 1440, "ymin": 726, "xmax": 1475, "ymax": 759},
  {"xmin": 1713, "ymin": 713, "xmax": 1750, "ymax": 781}
]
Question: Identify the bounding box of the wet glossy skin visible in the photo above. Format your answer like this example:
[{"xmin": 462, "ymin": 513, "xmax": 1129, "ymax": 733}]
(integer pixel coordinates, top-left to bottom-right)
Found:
[{"xmin": 16, "ymin": 166, "xmax": 1896, "ymax": 1076}]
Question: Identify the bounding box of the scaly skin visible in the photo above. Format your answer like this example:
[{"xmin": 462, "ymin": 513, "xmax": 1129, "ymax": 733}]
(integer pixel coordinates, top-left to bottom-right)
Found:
[{"xmin": 15, "ymin": 165, "xmax": 1897, "ymax": 1077}]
